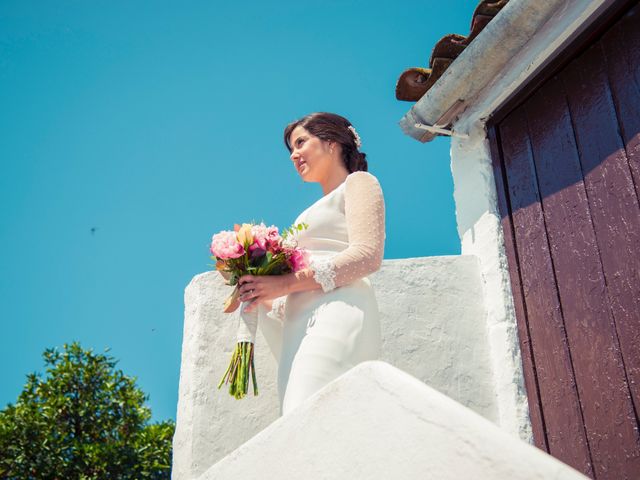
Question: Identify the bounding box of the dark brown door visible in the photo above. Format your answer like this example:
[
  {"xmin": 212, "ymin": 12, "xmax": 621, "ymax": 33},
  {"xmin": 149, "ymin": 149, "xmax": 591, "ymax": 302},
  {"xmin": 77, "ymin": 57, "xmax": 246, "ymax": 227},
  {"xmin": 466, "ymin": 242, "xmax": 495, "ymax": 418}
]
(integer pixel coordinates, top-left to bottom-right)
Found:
[{"xmin": 490, "ymin": 3, "xmax": 640, "ymax": 479}]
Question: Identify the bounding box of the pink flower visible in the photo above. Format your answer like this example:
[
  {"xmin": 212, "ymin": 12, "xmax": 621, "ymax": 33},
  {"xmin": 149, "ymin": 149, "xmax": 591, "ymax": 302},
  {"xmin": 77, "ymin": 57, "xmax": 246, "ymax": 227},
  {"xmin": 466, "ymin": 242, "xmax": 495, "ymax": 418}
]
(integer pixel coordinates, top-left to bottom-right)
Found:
[
  {"xmin": 250, "ymin": 223, "xmax": 269, "ymax": 252},
  {"xmin": 266, "ymin": 225, "xmax": 281, "ymax": 243},
  {"xmin": 289, "ymin": 248, "xmax": 309, "ymax": 272},
  {"xmin": 210, "ymin": 231, "xmax": 245, "ymax": 259},
  {"xmin": 265, "ymin": 226, "xmax": 282, "ymax": 253}
]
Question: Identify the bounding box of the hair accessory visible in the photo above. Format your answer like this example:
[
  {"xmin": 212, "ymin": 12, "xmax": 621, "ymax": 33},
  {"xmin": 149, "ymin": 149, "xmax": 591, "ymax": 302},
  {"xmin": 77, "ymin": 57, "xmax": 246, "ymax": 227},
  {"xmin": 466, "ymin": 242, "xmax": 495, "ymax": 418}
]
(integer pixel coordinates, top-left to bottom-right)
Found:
[{"xmin": 347, "ymin": 125, "xmax": 362, "ymax": 149}]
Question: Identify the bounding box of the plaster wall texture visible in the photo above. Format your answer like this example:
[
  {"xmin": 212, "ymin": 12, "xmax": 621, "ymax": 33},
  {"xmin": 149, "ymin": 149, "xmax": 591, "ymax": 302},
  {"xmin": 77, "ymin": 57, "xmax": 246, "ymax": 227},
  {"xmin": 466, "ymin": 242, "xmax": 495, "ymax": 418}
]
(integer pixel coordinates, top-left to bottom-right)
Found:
[
  {"xmin": 450, "ymin": 126, "xmax": 531, "ymax": 443},
  {"xmin": 172, "ymin": 255, "xmax": 495, "ymax": 480},
  {"xmin": 200, "ymin": 361, "xmax": 588, "ymax": 480}
]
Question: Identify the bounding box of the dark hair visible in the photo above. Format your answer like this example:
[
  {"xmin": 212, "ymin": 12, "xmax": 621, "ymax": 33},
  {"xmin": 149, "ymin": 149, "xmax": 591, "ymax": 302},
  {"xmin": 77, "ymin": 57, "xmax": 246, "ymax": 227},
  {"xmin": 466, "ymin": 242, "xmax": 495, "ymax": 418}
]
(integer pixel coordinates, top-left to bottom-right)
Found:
[{"xmin": 283, "ymin": 112, "xmax": 368, "ymax": 173}]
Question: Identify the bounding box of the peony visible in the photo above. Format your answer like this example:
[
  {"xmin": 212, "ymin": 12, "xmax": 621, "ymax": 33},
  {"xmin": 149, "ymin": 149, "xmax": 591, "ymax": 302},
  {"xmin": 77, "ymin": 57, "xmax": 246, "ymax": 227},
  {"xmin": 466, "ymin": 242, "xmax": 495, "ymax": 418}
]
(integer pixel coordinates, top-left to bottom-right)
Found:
[
  {"xmin": 211, "ymin": 231, "xmax": 245, "ymax": 259},
  {"xmin": 266, "ymin": 225, "xmax": 280, "ymax": 242},
  {"xmin": 249, "ymin": 223, "xmax": 269, "ymax": 251},
  {"xmin": 288, "ymin": 247, "xmax": 309, "ymax": 272},
  {"xmin": 265, "ymin": 227, "xmax": 281, "ymax": 254}
]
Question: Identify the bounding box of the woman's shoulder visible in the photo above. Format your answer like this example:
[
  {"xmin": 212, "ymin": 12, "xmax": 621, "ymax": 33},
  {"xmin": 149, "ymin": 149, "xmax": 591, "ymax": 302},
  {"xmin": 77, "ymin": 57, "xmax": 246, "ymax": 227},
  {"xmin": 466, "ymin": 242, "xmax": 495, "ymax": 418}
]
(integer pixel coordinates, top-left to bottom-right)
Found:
[
  {"xmin": 345, "ymin": 171, "xmax": 382, "ymax": 189},
  {"xmin": 346, "ymin": 170, "xmax": 379, "ymax": 182}
]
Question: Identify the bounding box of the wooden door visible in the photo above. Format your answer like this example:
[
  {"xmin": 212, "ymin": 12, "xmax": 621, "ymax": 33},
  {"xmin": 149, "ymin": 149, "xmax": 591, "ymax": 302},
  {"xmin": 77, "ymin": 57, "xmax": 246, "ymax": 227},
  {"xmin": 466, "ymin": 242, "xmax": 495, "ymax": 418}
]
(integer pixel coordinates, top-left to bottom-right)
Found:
[{"xmin": 490, "ymin": 3, "xmax": 640, "ymax": 478}]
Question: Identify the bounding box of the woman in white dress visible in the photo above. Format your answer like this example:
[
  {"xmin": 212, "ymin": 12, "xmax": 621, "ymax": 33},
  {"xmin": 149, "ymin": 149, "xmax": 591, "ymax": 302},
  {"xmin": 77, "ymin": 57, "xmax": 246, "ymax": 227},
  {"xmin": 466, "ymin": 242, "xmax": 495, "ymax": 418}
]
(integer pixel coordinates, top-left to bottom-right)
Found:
[{"xmin": 237, "ymin": 112, "xmax": 385, "ymax": 416}]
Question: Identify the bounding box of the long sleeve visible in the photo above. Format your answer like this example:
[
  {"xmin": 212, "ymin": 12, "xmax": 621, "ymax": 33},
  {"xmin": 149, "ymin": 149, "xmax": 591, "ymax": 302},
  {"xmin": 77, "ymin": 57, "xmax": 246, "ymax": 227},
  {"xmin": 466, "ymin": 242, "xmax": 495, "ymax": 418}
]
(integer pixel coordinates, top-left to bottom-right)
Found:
[{"xmin": 309, "ymin": 171, "xmax": 386, "ymax": 292}]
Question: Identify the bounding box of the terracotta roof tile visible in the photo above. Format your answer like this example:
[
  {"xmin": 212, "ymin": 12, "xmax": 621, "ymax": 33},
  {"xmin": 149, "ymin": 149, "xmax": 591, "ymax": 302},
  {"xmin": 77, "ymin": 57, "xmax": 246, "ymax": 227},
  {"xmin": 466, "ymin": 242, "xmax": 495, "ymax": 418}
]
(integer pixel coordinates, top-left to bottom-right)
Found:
[{"xmin": 396, "ymin": 0, "xmax": 509, "ymax": 102}]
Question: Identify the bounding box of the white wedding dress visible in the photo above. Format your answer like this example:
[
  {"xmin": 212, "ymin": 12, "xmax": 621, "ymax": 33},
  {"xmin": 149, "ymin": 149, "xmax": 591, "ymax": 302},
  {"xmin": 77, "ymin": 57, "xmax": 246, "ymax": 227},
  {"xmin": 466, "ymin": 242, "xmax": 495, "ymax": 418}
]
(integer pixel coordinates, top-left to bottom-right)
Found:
[{"xmin": 257, "ymin": 170, "xmax": 385, "ymax": 416}]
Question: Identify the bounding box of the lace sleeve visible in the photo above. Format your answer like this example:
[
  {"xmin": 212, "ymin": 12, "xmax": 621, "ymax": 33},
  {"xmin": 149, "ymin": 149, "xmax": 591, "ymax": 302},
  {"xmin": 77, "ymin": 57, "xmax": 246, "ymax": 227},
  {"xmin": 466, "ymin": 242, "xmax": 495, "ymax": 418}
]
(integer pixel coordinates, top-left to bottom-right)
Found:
[
  {"xmin": 309, "ymin": 257, "xmax": 337, "ymax": 292},
  {"xmin": 309, "ymin": 171, "xmax": 386, "ymax": 292},
  {"xmin": 266, "ymin": 296, "xmax": 287, "ymax": 321}
]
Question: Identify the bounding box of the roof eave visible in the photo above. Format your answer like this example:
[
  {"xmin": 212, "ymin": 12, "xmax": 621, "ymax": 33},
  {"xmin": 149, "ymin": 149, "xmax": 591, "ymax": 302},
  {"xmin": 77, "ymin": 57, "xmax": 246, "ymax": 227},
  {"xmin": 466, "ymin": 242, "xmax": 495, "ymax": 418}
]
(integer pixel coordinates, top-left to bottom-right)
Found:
[{"xmin": 399, "ymin": 0, "xmax": 587, "ymax": 143}]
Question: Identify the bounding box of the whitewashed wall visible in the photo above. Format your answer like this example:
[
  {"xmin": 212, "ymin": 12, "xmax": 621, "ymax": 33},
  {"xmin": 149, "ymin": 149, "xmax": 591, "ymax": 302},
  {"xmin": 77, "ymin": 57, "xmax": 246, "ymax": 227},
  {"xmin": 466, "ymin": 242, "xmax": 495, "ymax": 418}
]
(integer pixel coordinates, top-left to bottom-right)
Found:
[
  {"xmin": 200, "ymin": 362, "xmax": 587, "ymax": 480},
  {"xmin": 172, "ymin": 255, "xmax": 495, "ymax": 480},
  {"xmin": 450, "ymin": 124, "xmax": 531, "ymax": 442}
]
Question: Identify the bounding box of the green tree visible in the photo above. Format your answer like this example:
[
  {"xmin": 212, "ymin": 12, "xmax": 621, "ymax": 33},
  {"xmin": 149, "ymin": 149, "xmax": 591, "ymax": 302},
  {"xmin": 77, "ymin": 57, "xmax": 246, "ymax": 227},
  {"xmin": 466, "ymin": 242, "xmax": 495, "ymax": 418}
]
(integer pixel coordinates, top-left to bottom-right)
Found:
[{"xmin": 0, "ymin": 342, "xmax": 174, "ymax": 479}]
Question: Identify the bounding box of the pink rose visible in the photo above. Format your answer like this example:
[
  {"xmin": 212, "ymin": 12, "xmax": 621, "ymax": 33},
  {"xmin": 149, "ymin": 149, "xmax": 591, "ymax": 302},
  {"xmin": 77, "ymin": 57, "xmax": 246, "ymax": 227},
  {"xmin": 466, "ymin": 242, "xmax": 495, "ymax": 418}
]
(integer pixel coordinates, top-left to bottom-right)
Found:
[{"xmin": 210, "ymin": 231, "xmax": 245, "ymax": 259}]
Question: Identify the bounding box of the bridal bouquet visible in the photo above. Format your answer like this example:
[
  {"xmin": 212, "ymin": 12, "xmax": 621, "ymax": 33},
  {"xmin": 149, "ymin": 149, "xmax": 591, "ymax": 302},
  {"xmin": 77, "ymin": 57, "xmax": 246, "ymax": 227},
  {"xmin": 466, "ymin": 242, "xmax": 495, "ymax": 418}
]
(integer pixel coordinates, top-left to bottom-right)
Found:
[{"xmin": 210, "ymin": 221, "xmax": 309, "ymax": 399}]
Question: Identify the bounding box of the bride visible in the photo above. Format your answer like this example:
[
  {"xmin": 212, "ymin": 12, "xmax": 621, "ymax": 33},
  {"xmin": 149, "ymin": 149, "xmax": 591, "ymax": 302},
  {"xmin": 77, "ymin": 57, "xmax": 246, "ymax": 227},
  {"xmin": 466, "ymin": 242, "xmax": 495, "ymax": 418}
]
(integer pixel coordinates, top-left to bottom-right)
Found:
[{"xmin": 236, "ymin": 112, "xmax": 385, "ymax": 416}]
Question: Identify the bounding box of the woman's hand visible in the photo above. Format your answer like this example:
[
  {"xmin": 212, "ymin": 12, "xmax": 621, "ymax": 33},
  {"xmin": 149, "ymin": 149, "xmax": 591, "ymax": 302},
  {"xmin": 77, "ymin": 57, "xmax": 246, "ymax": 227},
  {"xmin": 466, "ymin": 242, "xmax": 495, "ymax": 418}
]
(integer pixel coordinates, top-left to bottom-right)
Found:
[{"xmin": 238, "ymin": 274, "xmax": 290, "ymax": 313}]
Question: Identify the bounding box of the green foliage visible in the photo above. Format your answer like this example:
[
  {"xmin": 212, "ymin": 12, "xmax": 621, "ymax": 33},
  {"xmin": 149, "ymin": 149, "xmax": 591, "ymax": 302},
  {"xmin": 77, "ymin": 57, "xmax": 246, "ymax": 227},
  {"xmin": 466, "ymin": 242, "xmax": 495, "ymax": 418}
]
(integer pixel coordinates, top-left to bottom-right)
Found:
[
  {"xmin": 281, "ymin": 221, "xmax": 309, "ymax": 239},
  {"xmin": 0, "ymin": 342, "xmax": 174, "ymax": 479}
]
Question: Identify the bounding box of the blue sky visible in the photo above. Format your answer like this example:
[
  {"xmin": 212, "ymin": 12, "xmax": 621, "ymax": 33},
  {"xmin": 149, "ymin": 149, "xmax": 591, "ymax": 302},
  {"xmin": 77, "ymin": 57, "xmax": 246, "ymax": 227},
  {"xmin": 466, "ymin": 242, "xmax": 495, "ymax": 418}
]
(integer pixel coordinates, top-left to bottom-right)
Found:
[{"xmin": 0, "ymin": 1, "xmax": 476, "ymax": 422}]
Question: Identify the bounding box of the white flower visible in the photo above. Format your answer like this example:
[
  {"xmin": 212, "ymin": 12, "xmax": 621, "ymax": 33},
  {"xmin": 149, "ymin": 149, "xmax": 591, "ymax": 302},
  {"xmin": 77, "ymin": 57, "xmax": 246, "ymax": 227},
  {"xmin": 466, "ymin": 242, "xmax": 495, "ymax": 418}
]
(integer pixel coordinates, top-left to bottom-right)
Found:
[{"xmin": 282, "ymin": 235, "xmax": 298, "ymax": 249}]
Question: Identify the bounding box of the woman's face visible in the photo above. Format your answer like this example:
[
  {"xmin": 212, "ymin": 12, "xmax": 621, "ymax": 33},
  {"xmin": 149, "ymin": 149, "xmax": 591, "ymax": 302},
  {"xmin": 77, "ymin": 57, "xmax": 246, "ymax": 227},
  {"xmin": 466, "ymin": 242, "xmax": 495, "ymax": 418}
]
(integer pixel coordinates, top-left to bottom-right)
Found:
[{"xmin": 288, "ymin": 125, "xmax": 334, "ymax": 182}]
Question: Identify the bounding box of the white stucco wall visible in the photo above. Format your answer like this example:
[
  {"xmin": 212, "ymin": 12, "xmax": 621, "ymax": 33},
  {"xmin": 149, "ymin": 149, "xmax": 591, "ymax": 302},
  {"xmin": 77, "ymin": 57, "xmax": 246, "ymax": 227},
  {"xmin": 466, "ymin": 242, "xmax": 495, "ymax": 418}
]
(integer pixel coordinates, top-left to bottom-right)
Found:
[
  {"xmin": 450, "ymin": 124, "xmax": 531, "ymax": 442},
  {"xmin": 201, "ymin": 361, "xmax": 587, "ymax": 480},
  {"xmin": 172, "ymin": 255, "xmax": 496, "ymax": 480}
]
